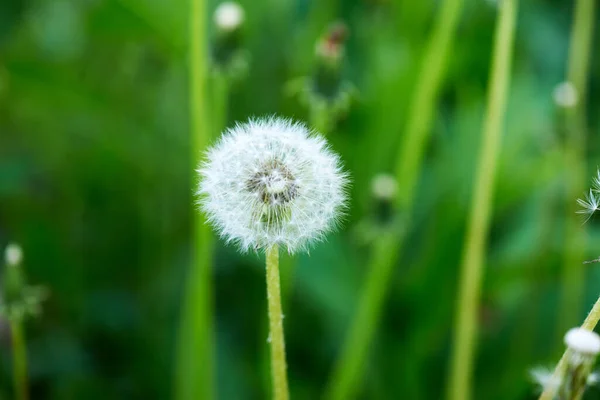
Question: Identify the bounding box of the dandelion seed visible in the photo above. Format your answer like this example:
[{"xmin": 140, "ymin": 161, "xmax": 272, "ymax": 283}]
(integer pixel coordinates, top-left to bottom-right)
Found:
[
  {"xmin": 530, "ymin": 367, "xmax": 560, "ymax": 393},
  {"xmin": 592, "ymin": 169, "xmax": 600, "ymax": 193},
  {"xmin": 198, "ymin": 117, "xmax": 348, "ymax": 253},
  {"xmin": 577, "ymin": 189, "xmax": 600, "ymax": 222}
]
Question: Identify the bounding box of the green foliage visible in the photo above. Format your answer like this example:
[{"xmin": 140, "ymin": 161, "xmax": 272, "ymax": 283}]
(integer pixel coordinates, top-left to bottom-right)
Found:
[{"xmin": 1, "ymin": 0, "xmax": 599, "ymax": 399}]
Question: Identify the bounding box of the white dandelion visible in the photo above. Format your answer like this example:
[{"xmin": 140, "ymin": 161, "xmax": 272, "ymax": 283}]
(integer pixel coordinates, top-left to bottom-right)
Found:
[
  {"xmin": 213, "ymin": 2, "xmax": 245, "ymax": 32},
  {"xmin": 197, "ymin": 116, "xmax": 348, "ymax": 399},
  {"xmin": 371, "ymin": 173, "xmax": 398, "ymax": 202},
  {"xmin": 198, "ymin": 117, "xmax": 348, "ymax": 253},
  {"xmin": 4, "ymin": 243, "xmax": 23, "ymax": 267},
  {"xmin": 553, "ymin": 81, "xmax": 578, "ymax": 109},
  {"xmin": 565, "ymin": 328, "xmax": 600, "ymax": 358}
]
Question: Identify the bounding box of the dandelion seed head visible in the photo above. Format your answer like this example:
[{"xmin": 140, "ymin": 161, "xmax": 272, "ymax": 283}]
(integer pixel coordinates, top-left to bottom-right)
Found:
[
  {"xmin": 4, "ymin": 243, "xmax": 22, "ymax": 267},
  {"xmin": 565, "ymin": 328, "xmax": 600, "ymax": 356},
  {"xmin": 214, "ymin": 2, "xmax": 244, "ymax": 32},
  {"xmin": 553, "ymin": 81, "xmax": 578, "ymax": 108},
  {"xmin": 198, "ymin": 117, "xmax": 348, "ymax": 253},
  {"xmin": 371, "ymin": 173, "xmax": 398, "ymax": 201}
]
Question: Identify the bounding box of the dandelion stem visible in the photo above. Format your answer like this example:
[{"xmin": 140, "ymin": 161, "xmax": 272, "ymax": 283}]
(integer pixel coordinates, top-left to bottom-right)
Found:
[
  {"xmin": 324, "ymin": 0, "xmax": 464, "ymax": 397},
  {"xmin": 266, "ymin": 244, "xmax": 289, "ymax": 400},
  {"xmin": 557, "ymin": 0, "xmax": 595, "ymax": 338},
  {"xmin": 174, "ymin": 0, "xmax": 214, "ymax": 398},
  {"xmin": 539, "ymin": 295, "xmax": 600, "ymax": 400},
  {"xmin": 10, "ymin": 319, "xmax": 28, "ymax": 400},
  {"xmin": 447, "ymin": 1, "xmax": 518, "ymax": 399}
]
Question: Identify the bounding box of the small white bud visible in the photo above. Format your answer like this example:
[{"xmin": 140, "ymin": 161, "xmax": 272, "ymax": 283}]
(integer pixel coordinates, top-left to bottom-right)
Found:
[
  {"xmin": 553, "ymin": 81, "xmax": 578, "ymax": 108},
  {"xmin": 371, "ymin": 174, "xmax": 398, "ymax": 201},
  {"xmin": 565, "ymin": 328, "xmax": 600, "ymax": 355},
  {"xmin": 214, "ymin": 2, "xmax": 244, "ymax": 32},
  {"xmin": 4, "ymin": 243, "xmax": 23, "ymax": 267}
]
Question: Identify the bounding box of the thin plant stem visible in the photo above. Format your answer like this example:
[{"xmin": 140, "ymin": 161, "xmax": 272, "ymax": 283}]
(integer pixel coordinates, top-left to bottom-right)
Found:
[
  {"xmin": 10, "ymin": 320, "xmax": 28, "ymax": 400},
  {"xmin": 266, "ymin": 244, "xmax": 289, "ymax": 400},
  {"xmin": 324, "ymin": 0, "xmax": 464, "ymax": 398},
  {"xmin": 310, "ymin": 104, "xmax": 330, "ymax": 135},
  {"xmin": 174, "ymin": 0, "xmax": 214, "ymax": 399},
  {"xmin": 446, "ymin": 1, "xmax": 518, "ymax": 399},
  {"xmin": 324, "ymin": 232, "xmax": 402, "ymax": 400},
  {"xmin": 539, "ymin": 295, "xmax": 600, "ymax": 400},
  {"xmin": 212, "ymin": 71, "xmax": 229, "ymax": 137},
  {"xmin": 557, "ymin": 0, "xmax": 596, "ymax": 338}
]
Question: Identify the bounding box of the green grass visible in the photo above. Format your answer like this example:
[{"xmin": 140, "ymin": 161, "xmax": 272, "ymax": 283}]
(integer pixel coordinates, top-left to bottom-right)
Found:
[{"xmin": 1, "ymin": 1, "xmax": 599, "ymax": 399}]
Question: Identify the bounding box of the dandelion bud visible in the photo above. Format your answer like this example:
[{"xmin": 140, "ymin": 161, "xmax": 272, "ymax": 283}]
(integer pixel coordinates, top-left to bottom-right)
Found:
[
  {"xmin": 214, "ymin": 2, "xmax": 244, "ymax": 32},
  {"xmin": 198, "ymin": 117, "xmax": 348, "ymax": 253},
  {"xmin": 315, "ymin": 22, "xmax": 348, "ymax": 67},
  {"xmin": 212, "ymin": 2, "xmax": 248, "ymax": 76},
  {"xmin": 4, "ymin": 243, "xmax": 23, "ymax": 267},
  {"xmin": 286, "ymin": 22, "xmax": 357, "ymax": 134},
  {"xmin": 553, "ymin": 81, "xmax": 578, "ymax": 109},
  {"xmin": 0, "ymin": 244, "xmax": 46, "ymax": 322}
]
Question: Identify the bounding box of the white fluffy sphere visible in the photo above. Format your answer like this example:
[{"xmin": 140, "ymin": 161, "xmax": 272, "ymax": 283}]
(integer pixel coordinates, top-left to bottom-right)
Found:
[
  {"xmin": 198, "ymin": 117, "xmax": 348, "ymax": 253},
  {"xmin": 564, "ymin": 327, "xmax": 600, "ymax": 355},
  {"xmin": 4, "ymin": 243, "xmax": 23, "ymax": 266},
  {"xmin": 214, "ymin": 2, "xmax": 244, "ymax": 32}
]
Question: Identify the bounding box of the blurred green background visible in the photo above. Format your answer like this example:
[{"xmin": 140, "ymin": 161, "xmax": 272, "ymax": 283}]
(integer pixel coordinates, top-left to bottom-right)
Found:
[{"xmin": 1, "ymin": 0, "xmax": 600, "ymax": 399}]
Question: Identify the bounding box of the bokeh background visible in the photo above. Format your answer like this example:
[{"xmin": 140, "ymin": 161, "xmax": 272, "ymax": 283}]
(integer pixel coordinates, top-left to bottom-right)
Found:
[{"xmin": 1, "ymin": 0, "xmax": 600, "ymax": 399}]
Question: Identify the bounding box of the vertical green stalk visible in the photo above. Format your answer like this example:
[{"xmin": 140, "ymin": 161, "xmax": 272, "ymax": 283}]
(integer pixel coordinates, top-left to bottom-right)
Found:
[
  {"xmin": 557, "ymin": 0, "xmax": 596, "ymax": 338},
  {"xmin": 266, "ymin": 244, "xmax": 289, "ymax": 400},
  {"xmin": 446, "ymin": 1, "xmax": 518, "ymax": 400},
  {"xmin": 174, "ymin": 0, "xmax": 214, "ymax": 399},
  {"xmin": 539, "ymin": 295, "xmax": 600, "ymax": 400},
  {"xmin": 212, "ymin": 71, "xmax": 229, "ymax": 137},
  {"xmin": 310, "ymin": 105, "xmax": 330, "ymax": 136},
  {"xmin": 324, "ymin": 1, "xmax": 464, "ymax": 398},
  {"xmin": 10, "ymin": 320, "xmax": 28, "ymax": 400}
]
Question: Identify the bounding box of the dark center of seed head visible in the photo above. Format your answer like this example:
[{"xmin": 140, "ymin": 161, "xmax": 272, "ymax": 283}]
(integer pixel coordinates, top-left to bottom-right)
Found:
[{"xmin": 247, "ymin": 159, "xmax": 299, "ymax": 206}]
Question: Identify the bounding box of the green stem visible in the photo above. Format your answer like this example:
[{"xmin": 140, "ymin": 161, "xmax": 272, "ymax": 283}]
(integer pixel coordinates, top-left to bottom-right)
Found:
[
  {"xmin": 557, "ymin": 0, "xmax": 595, "ymax": 338},
  {"xmin": 174, "ymin": 0, "xmax": 214, "ymax": 399},
  {"xmin": 266, "ymin": 244, "xmax": 289, "ymax": 400},
  {"xmin": 446, "ymin": 1, "xmax": 518, "ymax": 400},
  {"xmin": 539, "ymin": 295, "xmax": 600, "ymax": 400},
  {"xmin": 324, "ymin": 232, "xmax": 402, "ymax": 400},
  {"xmin": 324, "ymin": 0, "xmax": 464, "ymax": 397},
  {"xmin": 212, "ymin": 71, "xmax": 229, "ymax": 138},
  {"xmin": 310, "ymin": 103, "xmax": 330, "ymax": 135},
  {"xmin": 10, "ymin": 320, "xmax": 28, "ymax": 400}
]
